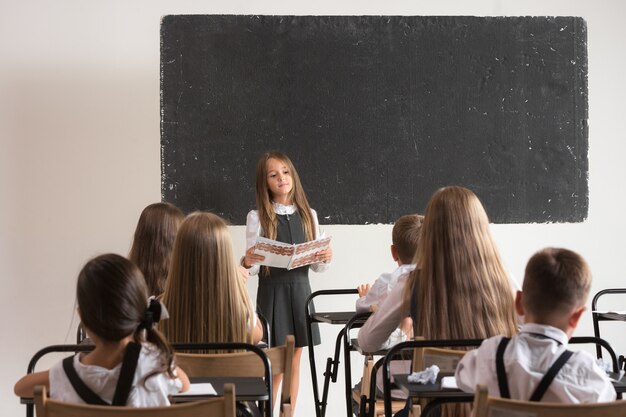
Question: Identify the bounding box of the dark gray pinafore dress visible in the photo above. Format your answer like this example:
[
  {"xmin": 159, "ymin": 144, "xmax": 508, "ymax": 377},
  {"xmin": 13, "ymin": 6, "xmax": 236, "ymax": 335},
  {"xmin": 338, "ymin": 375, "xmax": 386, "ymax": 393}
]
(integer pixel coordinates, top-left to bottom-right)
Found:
[{"xmin": 256, "ymin": 212, "xmax": 321, "ymax": 347}]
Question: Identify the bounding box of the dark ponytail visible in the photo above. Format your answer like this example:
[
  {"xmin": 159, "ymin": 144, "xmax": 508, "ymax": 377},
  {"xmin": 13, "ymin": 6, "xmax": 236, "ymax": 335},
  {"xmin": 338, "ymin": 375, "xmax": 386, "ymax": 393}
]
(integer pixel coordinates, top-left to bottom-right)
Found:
[{"xmin": 77, "ymin": 254, "xmax": 176, "ymax": 380}]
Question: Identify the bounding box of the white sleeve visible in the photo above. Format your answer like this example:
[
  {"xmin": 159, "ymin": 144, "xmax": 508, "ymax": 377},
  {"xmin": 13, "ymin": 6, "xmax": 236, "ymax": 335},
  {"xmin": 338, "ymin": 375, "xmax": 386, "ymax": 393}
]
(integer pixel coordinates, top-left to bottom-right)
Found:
[
  {"xmin": 245, "ymin": 210, "xmax": 261, "ymax": 276},
  {"xmin": 357, "ymin": 282, "xmax": 404, "ymax": 352},
  {"xmin": 454, "ymin": 347, "xmax": 481, "ymax": 393},
  {"xmin": 310, "ymin": 208, "xmax": 330, "ymax": 273},
  {"xmin": 355, "ymin": 273, "xmax": 389, "ymax": 313}
]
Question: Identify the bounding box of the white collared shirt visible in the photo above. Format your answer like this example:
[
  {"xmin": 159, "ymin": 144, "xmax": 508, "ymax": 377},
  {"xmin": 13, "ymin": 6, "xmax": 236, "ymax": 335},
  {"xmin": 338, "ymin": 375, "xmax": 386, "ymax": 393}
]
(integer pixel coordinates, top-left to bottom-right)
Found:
[
  {"xmin": 356, "ymin": 264, "xmax": 416, "ymax": 313},
  {"xmin": 245, "ymin": 202, "xmax": 328, "ymax": 276},
  {"xmin": 455, "ymin": 323, "xmax": 616, "ymax": 403}
]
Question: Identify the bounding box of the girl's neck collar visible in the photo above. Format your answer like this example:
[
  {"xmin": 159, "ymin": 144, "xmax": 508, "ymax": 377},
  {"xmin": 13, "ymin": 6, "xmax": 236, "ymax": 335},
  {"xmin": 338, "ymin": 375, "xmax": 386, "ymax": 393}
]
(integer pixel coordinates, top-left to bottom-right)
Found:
[{"xmin": 272, "ymin": 201, "xmax": 296, "ymax": 214}]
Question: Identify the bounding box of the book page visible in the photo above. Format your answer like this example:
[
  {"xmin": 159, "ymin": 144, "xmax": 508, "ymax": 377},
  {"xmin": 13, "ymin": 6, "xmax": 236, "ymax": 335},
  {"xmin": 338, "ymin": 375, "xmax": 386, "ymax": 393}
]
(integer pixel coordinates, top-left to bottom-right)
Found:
[
  {"xmin": 288, "ymin": 237, "xmax": 332, "ymax": 269},
  {"xmin": 177, "ymin": 383, "xmax": 217, "ymax": 396},
  {"xmin": 253, "ymin": 236, "xmax": 294, "ymax": 268}
]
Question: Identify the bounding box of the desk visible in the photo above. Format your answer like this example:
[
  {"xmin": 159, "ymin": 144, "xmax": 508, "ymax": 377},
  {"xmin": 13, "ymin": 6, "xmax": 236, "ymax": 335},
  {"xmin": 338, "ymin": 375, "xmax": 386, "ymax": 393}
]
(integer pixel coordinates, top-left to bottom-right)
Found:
[
  {"xmin": 174, "ymin": 376, "xmax": 269, "ymax": 402},
  {"xmin": 306, "ymin": 288, "xmax": 360, "ymax": 417},
  {"xmin": 392, "ymin": 371, "xmax": 626, "ymax": 417}
]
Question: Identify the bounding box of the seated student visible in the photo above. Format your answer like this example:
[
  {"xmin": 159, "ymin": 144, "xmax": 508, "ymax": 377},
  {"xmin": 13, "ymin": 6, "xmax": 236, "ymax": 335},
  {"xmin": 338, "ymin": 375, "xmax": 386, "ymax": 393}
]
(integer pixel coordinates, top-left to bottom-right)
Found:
[
  {"xmin": 455, "ymin": 247, "xmax": 616, "ymax": 403},
  {"xmin": 358, "ymin": 186, "xmax": 518, "ymax": 417},
  {"xmin": 159, "ymin": 212, "xmax": 263, "ymax": 345},
  {"xmin": 129, "ymin": 202, "xmax": 184, "ymax": 297},
  {"xmin": 14, "ymin": 254, "xmax": 189, "ymax": 405},
  {"xmin": 356, "ymin": 214, "xmax": 424, "ymax": 347}
]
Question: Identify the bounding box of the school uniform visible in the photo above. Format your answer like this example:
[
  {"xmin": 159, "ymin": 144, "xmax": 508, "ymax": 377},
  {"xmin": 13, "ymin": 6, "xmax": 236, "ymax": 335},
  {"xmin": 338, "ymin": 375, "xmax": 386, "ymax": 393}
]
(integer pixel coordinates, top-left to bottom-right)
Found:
[
  {"xmin": 455, "ymin": 323, "xmax": 616, "ymax": 403},
  {"xmin": 246, "ymin": 202, "xmax": 328, "ymax": 347},
  {"xmin": 49, "ymin": 343, "xmax": 183, "ymax": 406},
  {"xmin": 356, "ymin": 264, "xmax": 416, "ymax": 313}
]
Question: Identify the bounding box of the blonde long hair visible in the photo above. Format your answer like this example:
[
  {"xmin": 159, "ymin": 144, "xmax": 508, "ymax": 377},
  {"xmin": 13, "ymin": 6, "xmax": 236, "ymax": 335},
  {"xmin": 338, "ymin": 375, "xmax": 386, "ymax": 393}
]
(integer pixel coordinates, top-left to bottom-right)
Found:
[
  {"xmin": 159, "ymin": 212, "xmax": 255, "ymax": 344},
  {"xmin": 404, "ymin": 187, "xmax": 517, "ymax": 417},
  {"xmin": 404, "ymin": 186, "xmax": 517, "ymax": 340},
  {"xmin": 255, "ymin": 151, "xmax": 315, "ymax": 242}
]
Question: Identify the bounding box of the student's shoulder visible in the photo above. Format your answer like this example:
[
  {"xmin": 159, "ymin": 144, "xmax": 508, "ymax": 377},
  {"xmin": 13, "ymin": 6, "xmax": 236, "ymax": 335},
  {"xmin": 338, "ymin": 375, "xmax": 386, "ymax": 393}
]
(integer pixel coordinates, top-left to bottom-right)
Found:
[{"xmin": 246, "ymin": 210, "xmax": 260, "ymax": 221}]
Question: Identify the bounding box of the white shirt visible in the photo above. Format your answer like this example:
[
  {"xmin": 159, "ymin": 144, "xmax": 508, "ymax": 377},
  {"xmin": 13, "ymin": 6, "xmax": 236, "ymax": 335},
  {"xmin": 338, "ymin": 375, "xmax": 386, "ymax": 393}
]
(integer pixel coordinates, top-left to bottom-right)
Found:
[
  {"xmin": 49, "ymin": 343, "xmax": 183, "ymax": 406},
  {"xmin": 455, "ymin": 323, "xmax": 616, "ymax": 403},
  {"xmin": 245, "ymin": 202, "xmax": 329, "ymax": 276},
  {"xmin": 356, "ymin": 264, "xmax": 416, "ymax": 313},
  {"xmin": 357, "ymin": 271, "xmax": 521, "ymax": 353},
  {"xmin": 357, "ymin": 272, "xmax": 410, "ymax": 353}
]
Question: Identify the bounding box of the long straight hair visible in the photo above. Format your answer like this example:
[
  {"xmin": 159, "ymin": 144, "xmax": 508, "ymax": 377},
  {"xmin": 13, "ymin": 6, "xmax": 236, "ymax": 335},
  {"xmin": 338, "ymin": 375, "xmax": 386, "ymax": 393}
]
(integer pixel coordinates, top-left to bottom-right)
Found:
[
  {"xmin": 159, "ymin": 212, "xmax": 255, "ymax": 345},
  {"xmin": 404, "ymin": 186, "xmax": 517, "ymax": 340},
  {"xmin": 77, "ymin": 253, "xmax": 175, "ymax": 378},
  {"xmin": 128, "ymin": 202, "xmax": 184, "ymax": 296},
  {"xmin": 404, "ymin": 187, "xmax": 517, "ymax": 417},
  {"xmin": 255, "ymin": 151, "xmax": 316, "ymax": 242}
]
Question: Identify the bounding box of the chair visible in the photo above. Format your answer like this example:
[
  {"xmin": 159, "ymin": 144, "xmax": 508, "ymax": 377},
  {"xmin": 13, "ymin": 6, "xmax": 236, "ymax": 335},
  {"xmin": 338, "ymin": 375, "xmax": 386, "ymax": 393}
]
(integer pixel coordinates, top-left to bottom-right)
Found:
[
  {"xmin": 472, "ymin": 384, "xmax": 626, "ymax": 417},
  {"xmin": 591, "ymin": 288, "xmax": 626, "ymax": 365},
  {"xmin": 381, "ymin": 338, "xmax": 484, "ymax": 417},
  {"xmin": 175, "ymin": 335, "xmax": 295, "ymax": 417},
  {"xmin": 34, "ymin": 384, "xmax": 235, "ymax": 417}
]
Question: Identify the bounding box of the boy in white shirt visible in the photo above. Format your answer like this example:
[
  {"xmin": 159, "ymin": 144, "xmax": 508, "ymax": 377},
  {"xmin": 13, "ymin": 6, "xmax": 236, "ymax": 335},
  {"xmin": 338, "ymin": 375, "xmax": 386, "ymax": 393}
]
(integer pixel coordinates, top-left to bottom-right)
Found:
[
  {"xmin": 356, "ymin": 214, "xmax": 423, "ymax": 315},
  {"xmin": 455, "ymin": 247, "xmax": 616, "ymax": 403}
]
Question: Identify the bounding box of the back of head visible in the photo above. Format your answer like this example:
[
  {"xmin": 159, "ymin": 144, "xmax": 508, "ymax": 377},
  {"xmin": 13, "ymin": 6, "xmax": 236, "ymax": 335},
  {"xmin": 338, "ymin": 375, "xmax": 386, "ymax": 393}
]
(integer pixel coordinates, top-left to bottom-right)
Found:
[
  {"xmin": 128, "ymin": 202, "xmax": 184, "ymax": 296},
  {"xmin": 77, "ymin": 253, "xmax": 148, "ymax": 341},
  {"xmin": 160, "ymin": 212, "xmax": 254, "ymax": 344},
  {"xmin": 523, "ymin": 247, "xmax": 591, "ymax": 321},
  {"xmin": 392, "ymin": 214, "xmax": 424, "ymax": 264},
  {"xmin": 407, "ymin": 186, "xmax": 517, "ymax": 340}
]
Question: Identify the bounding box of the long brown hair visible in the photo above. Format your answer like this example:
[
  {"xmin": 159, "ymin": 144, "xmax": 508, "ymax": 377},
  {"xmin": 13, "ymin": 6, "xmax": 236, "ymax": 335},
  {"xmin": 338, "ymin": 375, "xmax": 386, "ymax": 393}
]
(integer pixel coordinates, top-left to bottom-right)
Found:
[
  {"xmin": 404, "ymin": 186, "xmax": 517, "ymax": 340},
  {"xmin": 77, "ymin": 254, "xmax": 175, "ymax": 378},
  {"xmin": 255, "ymin": 151, "xmax": 316, "ymax": 242},
  {"xmin": 159, "ymin": 212, "xmax": 255, "ymax": 345},
  {"xmin": 128, "ymin": 202, "xmax": 184, "ymax": 296},
  {"xmin": 404, "ymin": 187, "xmax": 517, "ymax": 417}
]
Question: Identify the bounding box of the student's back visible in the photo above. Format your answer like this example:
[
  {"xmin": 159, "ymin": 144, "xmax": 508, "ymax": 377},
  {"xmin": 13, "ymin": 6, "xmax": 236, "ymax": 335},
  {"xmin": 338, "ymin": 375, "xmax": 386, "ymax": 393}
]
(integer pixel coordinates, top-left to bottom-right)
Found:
[
  {"xmin": 14, "ymin": 254, "xmax": 189, "ymax": 405},
  {"xmin": 159, "ymin": 212, "xmax": 262, "ymax": 345},
  {"xmin": 358, "ymin": 186, "xmax": 517, "ymax": 417},
  {"xmin": 456, "ymin": 247, "xmax": 616, "ymax": 403}
]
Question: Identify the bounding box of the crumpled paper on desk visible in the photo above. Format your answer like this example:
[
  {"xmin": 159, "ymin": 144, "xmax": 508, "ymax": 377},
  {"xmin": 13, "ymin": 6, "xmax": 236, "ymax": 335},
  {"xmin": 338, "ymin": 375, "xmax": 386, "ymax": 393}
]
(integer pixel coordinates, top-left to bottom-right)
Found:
[
  {"xmin": 596, "ymin": 358, "xmax": 626, "ymax": 382},
  {"xmin": 407, "ymin": 364, "xmax": 440, "ymax": 384}
]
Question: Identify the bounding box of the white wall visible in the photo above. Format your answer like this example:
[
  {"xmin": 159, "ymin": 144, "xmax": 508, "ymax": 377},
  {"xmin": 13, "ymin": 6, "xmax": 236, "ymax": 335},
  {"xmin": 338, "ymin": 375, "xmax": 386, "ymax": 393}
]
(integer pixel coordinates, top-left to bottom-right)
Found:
[{"xmin": 2, "ymin": 1, "xmax": 625, "ymax": 416}]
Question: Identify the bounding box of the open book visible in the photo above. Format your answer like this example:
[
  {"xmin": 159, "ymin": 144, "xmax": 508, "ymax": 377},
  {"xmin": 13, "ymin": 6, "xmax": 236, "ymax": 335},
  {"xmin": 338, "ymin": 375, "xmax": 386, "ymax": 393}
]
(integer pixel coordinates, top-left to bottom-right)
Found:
[{"xmin": 253, "ymin": 236, "xmax": 332, "ymax": 270}]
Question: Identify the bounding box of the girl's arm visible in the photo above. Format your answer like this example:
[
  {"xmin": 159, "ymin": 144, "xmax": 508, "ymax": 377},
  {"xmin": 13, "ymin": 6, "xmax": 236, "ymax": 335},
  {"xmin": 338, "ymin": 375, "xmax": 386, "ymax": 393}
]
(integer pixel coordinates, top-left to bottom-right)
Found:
[
  {"xmin": 14, "ymin": 371, "xmax": 50, "ymax": 398},
  {"xmin": 357, "ymin": 282, "xmax": 405, "ymax": 352},
  {"xmin": 174, "ymin": 366, "xmax": 190, "ymax": 393},
  {"xmin": 310, "ymin": 209, "xmax": 331, "ymax": 272},
  {"xmin": 243, "ymin": 211, "xmax": 264, "ymax": 275},
  {"xmin": 252, "ymin": 314, "xmax": 264, "ymax": 344}
]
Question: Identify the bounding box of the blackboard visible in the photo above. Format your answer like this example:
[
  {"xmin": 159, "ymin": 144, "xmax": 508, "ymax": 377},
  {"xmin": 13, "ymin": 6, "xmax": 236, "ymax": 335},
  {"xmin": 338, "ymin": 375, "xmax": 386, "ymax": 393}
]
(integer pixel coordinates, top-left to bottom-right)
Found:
[{"xmin": 161, "ymin": 15, "xmax": 588, "ymax": 224}]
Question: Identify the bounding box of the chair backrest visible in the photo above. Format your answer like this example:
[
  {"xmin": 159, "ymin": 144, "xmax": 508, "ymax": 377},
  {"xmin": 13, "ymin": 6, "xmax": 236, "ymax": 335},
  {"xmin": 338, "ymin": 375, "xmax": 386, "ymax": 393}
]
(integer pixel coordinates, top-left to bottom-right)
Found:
[
  {"xmin": 472, "ymin": 385, "xmax": 626, "ymax": 417},
  {"xmin": 175, "ymin": 335, "xmax": 295, "ymax": 417},
  {"xmin": 34, "ymin": 384, "xmax": 236, "ymax": 417},
  {"xmin": 412, "ymin": 345, "xmax": 466, "ymax": 373}
]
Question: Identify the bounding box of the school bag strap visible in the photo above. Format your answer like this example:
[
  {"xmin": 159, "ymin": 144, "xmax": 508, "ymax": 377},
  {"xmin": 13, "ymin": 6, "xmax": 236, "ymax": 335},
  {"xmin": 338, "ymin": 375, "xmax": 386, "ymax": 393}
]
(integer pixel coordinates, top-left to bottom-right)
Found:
[
  {"xmin": 495, "ymin": 336, "xmax": 574, "ymax": 402},
  {"xmin": 62, "ymin": 342, "xmax": 142, "ymax": 406}
]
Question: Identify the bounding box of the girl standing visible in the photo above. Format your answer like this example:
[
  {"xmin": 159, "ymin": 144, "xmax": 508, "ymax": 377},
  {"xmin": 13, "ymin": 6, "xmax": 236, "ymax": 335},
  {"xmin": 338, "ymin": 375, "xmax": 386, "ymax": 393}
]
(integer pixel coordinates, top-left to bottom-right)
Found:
[
  {"xmin": 242, "ymin": 151, "xmax": 332, "ymax": 413},
  {"xmin": 14, "ymin": 254, "xmax": 189, "ymax": 405}
]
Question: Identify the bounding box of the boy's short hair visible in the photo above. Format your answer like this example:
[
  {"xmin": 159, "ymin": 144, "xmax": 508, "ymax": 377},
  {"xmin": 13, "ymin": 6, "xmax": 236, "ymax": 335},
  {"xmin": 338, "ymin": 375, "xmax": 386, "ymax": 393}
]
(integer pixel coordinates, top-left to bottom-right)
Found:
[
  {"xmin": 523, "ymin": 247, "xmax": 592, "ymax": 319},
  {"xmin": 392, "ymin": 214, "xmax": 424, "ymax": 264}
]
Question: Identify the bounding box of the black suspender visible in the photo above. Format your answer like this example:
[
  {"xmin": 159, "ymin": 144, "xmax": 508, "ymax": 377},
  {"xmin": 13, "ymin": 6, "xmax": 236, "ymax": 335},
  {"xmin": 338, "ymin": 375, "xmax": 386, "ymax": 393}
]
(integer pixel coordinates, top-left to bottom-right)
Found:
[
  {"xmin": 495, "ymin": 337, "xmax": 574, "ymax": 402},
  {"xmin": 495, "ymin": 337, "xmax": 511, "ymax": 399},
  {"xmin": 63, "ymin": 342, "xmax": 142, "ymax": 406}
]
